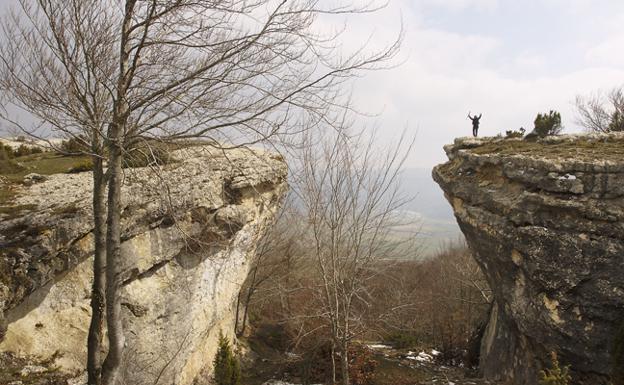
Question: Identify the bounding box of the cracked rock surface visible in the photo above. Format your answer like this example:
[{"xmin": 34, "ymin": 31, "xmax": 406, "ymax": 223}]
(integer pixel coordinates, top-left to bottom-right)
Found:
[
  {"xmin": 433, "ymin": 134, "xmax": 624, "ymax": 385},
  {"xmin": 0, "ymin": 146, "xmax": 287, "ymax": 385}
]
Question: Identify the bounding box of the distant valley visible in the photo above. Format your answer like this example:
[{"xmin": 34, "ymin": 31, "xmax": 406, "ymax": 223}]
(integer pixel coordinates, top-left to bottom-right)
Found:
[{"xmin": 397, "ymin": 168, "xmax": 463, "ymax": 256}]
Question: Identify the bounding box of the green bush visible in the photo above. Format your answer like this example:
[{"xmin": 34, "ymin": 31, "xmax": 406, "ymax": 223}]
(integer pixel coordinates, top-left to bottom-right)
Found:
[
  {"xmin": 14, "ymin": 144, "xmax": 43, "ymax": 157},
  {"xmin": 385, "ymin": 331, "xmax": 419, "ymax": 349},
  {"xmin": 0, "ymin": 158, "xmax": 23, "ymax": 175},
  {"xmin": 539, "ymin": 351, "xmax": 571, "ymax": 385},
  {"xmin": 213, "ymin": 332, "xmax": 241, "ymax": 385},
  {"xmin": 534, "ymin": 110, "xmax": 563, "ymax": 137},
  {"xmin": 505, "ymin": 127, "xmax": 526, "ymax": 138},
  {"xmin": 0, "ymin": 144, "xmax": 24, "ymax": 175},
  {"xmin": 14, "ymin": 144, "xmax": 30, "ymax": 157},
  {"xmin": 608, "ymin": 110, "xmax": 624, "ymax": 132},
  {"xmin": 60, "ymin": 136, "xmax": 89, "ymax": 154},
  {"xmin": 123, "ymin": 144, "xmax": 171, "ymax": 168},
  {"xmin": 67, "ymin": 158, "xmax": 94, "ymax": 173},
  {"xmin": 2, "ymin": 141, "xmax": 44, "ymax": 160},
  {"xmin": 0, "ymin": 143, "xmax": 14, "ymax": 160}
]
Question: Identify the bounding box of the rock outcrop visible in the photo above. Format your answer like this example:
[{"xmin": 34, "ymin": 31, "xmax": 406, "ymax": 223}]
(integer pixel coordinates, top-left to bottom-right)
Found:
[
  {"xmin": 433, "ymin": 134, "xmax": 624, "ymax": 385},
  {"xmin": 0, "ymin": 146, "xmax": 287, "ymax": 385}
]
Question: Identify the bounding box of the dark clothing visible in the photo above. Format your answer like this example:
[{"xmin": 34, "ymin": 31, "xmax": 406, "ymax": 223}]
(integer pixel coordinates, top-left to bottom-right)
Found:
[{"xmin": 469, "ymin": 114, "xmax": 482, "ymax": 137}]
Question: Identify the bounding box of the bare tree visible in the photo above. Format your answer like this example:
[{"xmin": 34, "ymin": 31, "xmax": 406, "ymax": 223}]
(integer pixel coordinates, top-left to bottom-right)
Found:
[
  {"xmin": 575, "ymin": 87, "xmax": 624, "ymax": 133},
  {"xmin": 235, "ymin": 200, "xmax": 302, "ymax": 337},
  {"xmin": 364, "ymin": 241, "xmax": 491, "ymax": 358},
  {"xmin": 0, "ymin": 3, "xmax": 115, "ymax": 383},
  {"xmin": 239, "ymin": 128, "xmax": 416, "ymax": 384},
  {"xmin": 298, "ymin": 127, "xmax": 413, "ymax": 385},
  {"xmin": 0, "ymin": 1, "xmax": 401, "ymax": 384}
]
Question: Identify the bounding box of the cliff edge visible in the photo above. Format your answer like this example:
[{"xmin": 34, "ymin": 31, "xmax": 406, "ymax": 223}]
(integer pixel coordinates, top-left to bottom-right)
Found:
[
  {"xmin": 433, "ymin": 134, "xmax": 624, "ymax": 385},
  {"xmin": 0, "ymin": 145, "xmax": 287, "ymax": 384}
]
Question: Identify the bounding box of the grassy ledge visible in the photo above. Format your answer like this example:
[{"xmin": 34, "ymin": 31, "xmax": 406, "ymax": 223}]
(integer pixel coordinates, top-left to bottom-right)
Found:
[
  {"xmin": 469, "ymin": 136, "xmax": 624, "ymax": 162},
  {"xmin": 0, "ymin": 152, "xmax": 91, "ymax": 214}
]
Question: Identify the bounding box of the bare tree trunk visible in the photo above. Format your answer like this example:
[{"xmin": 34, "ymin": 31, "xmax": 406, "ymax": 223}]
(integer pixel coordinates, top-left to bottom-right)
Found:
[
  {"xmin": 101, "ymin": 134, "xmax": 124, "ymax": 385},
  {"xmin": 87, "ymin": 155, "xmax": 106, "ymax": 385},
  {"xmin": 101, "ymin": 3, "xmax": 133, "ymax": 380},
  {"xmin": 234, "ymin": 291, "xmax": 242, "ymax": 335},
  {"xmin": 340, "ymin": 341, "xmax": 349, "ymax": 385},
  {"xmin": 240, "ymin": 275, "xmax": 259, "ymax": 336},
  {"xmin": 331, "ymin": 343, "xmax": 337, "ymax": 385},
  {"xmin": 234, "ymin": 285, "xmax": 255, "ymax": 337},
  {"xmin": 239, "ymin": 290, "xmax": 251, "ymax": 336},
  {"xmin": 236, "ymin": 265, "xmax": 258, "ymax": 337}
]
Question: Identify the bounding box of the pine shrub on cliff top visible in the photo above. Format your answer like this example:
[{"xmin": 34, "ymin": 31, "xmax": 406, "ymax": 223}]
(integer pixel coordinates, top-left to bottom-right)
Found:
[{"xmin": 534, "ymin": 110, "xmax": 563, "ymax": 137}]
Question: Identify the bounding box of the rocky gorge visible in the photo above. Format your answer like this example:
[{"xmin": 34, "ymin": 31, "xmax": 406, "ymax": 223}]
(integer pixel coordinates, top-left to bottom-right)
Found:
[
  {"xmin": 0, "ymin": 146, "xmax": 287, "ymax": 384},
  {"xmin": 433, "ymin": 134, "xmax": 624, "ymax": 385}
]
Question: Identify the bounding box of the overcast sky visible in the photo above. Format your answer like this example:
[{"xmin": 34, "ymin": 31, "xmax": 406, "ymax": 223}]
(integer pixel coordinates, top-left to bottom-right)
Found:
[
  {"xmin": 2, "ymin": 1, "xmax": 624, "ymax": 168},
  {"xmin": 346, "ymin": 0, "xmax": 624, "ymax": 167}
]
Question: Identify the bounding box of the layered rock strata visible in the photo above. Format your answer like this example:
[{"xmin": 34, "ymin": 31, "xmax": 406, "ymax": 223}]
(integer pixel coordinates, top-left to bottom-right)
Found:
[{"xmin": 433, "ymin": 134, "xmax": 624, "ymax": 384}]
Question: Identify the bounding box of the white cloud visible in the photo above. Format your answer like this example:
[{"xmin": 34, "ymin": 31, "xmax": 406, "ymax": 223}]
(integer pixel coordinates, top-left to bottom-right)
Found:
[
  {"xmin": 345, "ymin": 0, "xmax": 624, "ymax": 167},
  {"xmin": 585, "ymin": 34, "xmax": 624, "ymax": 67},
  {"xmin": 508, "ymin": 53, "xmax": 547, "ymax": 75},
  {"xmin": 409, "ymin": 28, "xmax": 500, "ymax": 73},
  {"xmin": 417, "ymin": 0, "xmax": 499, "ymax": 12},
  {"xmin": 325, "ymin": 0, "xmax": 624, "ymax": 168},
  {"xmin": 2, "ymin": 0, "xmax": 623, "ymax": 170}
]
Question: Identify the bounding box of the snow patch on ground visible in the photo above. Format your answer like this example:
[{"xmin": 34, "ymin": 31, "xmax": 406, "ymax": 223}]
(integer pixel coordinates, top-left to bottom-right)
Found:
[
  {"xmin": 367, "ymin": 344, "xmax": 392, "ymax": 350},
  {"xmin": 407, "ymin": 351, "xmax": 435, "ymax": 362}
]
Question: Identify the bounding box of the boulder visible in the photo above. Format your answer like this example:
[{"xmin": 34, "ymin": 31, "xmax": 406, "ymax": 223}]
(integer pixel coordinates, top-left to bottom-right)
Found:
[{"xmin": 22, "ymin": 173, "xmax": 47, "ymax": 186}]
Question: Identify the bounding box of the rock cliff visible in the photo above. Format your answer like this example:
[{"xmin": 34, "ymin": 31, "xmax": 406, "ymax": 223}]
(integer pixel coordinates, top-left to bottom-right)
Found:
[
  {"xmin": 0, "ymin": 146, "xmax": 287, "ymax": 384},
  {"xmin": 433, "ymin": 134, "xmax": 624, "ymax": 385}
]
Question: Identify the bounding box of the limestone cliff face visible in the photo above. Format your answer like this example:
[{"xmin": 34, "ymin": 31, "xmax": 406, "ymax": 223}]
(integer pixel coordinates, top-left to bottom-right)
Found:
[
  {"xmin": 0, "ymin": 146, "xmax": 287, "ymax": 385},
  {"xmin": 433, "ymin": 134, "xmax": 624, "ymax": 385}
]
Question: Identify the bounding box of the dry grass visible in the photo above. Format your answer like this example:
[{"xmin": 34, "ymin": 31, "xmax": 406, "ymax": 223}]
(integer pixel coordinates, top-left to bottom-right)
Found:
[
  {"xmin": 470, "ymin": 137, "xmax": 624, "ymax": 162},
  {"xmin": 0, "ymin": 152, "xmax": 89, "ymax": 220},
  {"xmin": 1, "ymin": 152, "xmax": 91, "ymax": 181},
  {"xmin": 0, "ymin": 152, "xmax": 90, "ymax": 211}
]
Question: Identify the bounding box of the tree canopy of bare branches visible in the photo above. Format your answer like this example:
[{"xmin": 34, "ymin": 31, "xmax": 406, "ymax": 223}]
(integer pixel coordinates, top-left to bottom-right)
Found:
[
  {"xmin": 0, "ymin": 1, "xmax": 401, "ymax": 384},
  {"xmin": 296, "ymin": 127, "xmax": 413, "ymax": 385},
  {"xmin": 575, "ymin": 87, "xmax": 624, "ymax": 133}
]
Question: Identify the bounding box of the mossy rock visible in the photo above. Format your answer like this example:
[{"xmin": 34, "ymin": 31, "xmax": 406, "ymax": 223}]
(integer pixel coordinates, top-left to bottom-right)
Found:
[{"xmin": 0, "ymin": 352, "xmax": 72, "ymax": 385}]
